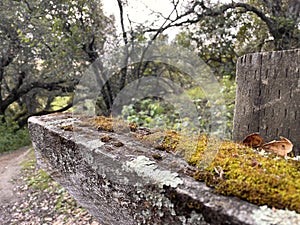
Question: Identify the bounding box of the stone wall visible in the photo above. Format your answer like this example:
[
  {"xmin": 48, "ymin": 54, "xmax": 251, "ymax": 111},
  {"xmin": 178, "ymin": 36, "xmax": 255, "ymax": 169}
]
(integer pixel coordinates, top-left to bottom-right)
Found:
[
  {"xmin": 233, "ymin": 49, "xmax": 300, "ymax": 154},
  {"xmin": 27, "ymin": 113, "xmax": 278, "ymax": 225}
]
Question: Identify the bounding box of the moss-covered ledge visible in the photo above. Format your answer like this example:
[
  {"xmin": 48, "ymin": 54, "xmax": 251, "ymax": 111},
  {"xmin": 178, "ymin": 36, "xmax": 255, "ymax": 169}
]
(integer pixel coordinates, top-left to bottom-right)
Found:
[{"xmin": 28, "ymin": 113, "xmax": 299, "ymax": 225}]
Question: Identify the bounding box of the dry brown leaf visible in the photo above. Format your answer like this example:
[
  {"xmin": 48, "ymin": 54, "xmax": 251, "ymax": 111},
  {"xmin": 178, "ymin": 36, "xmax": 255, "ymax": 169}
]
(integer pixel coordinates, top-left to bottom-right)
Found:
[
  {"xmin": 242, "ymin": 133, "xmax": 264, "ymax": 148},
  {"xmin": 261, "ymin": 136, "xmax": 293, "ymax": 157}
]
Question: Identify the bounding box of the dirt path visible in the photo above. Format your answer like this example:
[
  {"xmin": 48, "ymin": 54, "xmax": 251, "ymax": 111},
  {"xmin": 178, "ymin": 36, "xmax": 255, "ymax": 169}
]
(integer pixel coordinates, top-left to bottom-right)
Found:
[
  {"xmin": 0, "ymin": 146, "xmax": 101, "ymax": 225},
  {"xmin": 0, "ymin": 146, "xmax": 32, "ymax": 205}
]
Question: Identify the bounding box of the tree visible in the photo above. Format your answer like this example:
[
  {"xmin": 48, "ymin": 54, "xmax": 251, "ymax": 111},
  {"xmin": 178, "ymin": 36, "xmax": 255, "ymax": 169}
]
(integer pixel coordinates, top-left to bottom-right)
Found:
[
  {"xmin": 235, "ymin": 0, "xmax": 300, "ymax": 52},
  {"xmin": 117, "ymin": 0, "xmax": 296, "ymax": 83},
  {"xmin": 144, "ymin": 0, "xmax": 299, "ymax": 51},
  {"xmin": 174, "ymin": 12, "xmax": 239, "ymax": 80},
  {"xmin": 0, "ymin": 0, "xmax": 115, "ymax": 126},
  {"xmin": 112, "ymin": 0, "xmax": 297, "ymax": 136}
]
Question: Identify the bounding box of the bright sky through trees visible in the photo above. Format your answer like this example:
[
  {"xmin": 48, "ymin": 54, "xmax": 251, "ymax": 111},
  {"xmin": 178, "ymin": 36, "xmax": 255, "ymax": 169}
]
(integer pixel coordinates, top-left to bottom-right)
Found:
[
  {"xmin": 102, "ymin": 0, "xmax": 179, "ymax": 39},
  {"xmin": 102, "ymin": 0, "xmax": 236, "ymax": 39}
]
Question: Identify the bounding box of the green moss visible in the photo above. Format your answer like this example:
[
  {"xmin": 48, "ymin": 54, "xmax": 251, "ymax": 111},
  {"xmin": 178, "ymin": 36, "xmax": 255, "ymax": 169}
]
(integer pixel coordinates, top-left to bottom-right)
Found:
[
  {"xmin": 92, "ymin": 116, "xmax": 137, "ymax": 132},
  {"xmin": 191, "ymin": 141, "xmax": 300, "ymax": 213},
  {"xmin": 185, "ymin": 135, "xmax": 208, "ymax": 166},
  {"xmin": 152, "ymin": 153, "xmax": 163, "ymax": 160},
  {"xmin": 153, "ymin": 130, "xmax": 180, "ymax": 153},
  {"xmin": 91, "ymin": 116, "xmax": 300, "ymax": 213}
]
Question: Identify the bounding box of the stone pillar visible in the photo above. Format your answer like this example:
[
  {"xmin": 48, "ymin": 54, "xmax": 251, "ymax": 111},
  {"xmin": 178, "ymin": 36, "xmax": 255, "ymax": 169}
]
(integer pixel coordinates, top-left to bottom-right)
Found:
[{"xmin": 233, "ymin": 49, "xmax": 300, "ymax": 155}]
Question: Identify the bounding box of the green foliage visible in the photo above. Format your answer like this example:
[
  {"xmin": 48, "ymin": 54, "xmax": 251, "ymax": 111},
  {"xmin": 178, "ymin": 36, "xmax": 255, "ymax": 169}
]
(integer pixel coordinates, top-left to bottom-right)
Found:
[
  {"xmin": 175, "ymin": 12, "xmax": 238, "ymax": 80},
  {"xmin": 121, "ymin": 98, "xmax": 182, "ymax": 130},
  {"xmin": 0, "ymin": 120, "xmax": 31, "ymax": 153},
  {"xmin": 0, "ymin": 0, "xmax": 116, "ymax": 126},
  {"xmin": 235, "ymin": 2, "xmax": 272, "ymax": 54},
  {"xmin": 120, "ymin": 82, "xmax": 233, "ymax": 136},
  {"xmin": 185, "ymin": 87, "xmax": 206, "ymax": 99},
  {"xmin": 174, "ymin": 0, "xmax": 300, "ymax": 83},
  {"xmin": 220, "ymin": 76, "xmax": 236, "ymax": 136},
  {"xmin": 51, "ymin": 96, "xmax": 73, "ymax": 111}
]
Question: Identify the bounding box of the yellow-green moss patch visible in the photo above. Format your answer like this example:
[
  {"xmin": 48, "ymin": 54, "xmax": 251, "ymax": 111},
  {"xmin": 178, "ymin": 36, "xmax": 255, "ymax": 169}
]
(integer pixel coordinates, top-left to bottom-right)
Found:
[
  {"xmin": 91, "ymin": 116, "xmax": 300, "ymax": 213},
  {"xmin": 189, "ymin": 141, "xmax": 300, "ymax": 213}
]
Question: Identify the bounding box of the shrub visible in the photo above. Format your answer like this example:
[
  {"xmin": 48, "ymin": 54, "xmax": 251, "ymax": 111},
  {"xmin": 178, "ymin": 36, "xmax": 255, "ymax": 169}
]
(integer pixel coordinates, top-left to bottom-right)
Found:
[{"xmin": 0, "ymin": 119, "xmax": 31, "ymax": 153}]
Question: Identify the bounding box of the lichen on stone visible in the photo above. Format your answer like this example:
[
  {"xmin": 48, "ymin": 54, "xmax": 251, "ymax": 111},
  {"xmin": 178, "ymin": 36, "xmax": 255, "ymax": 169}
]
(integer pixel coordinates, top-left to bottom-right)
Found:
[
  {"xmin": 179, "ymin": 211, "xmax": 209, "ymax": 225},
  {"xmin": 125, "ymin": 156, "xmax": 183, "ymax": 188},
  {"xmin": 45, "ymin": 117, "xmax": 78, "ymax": 127},
  {"xmin": 132, "ymin": 184, "xmax": 178, "ymax": 223},
  {"xmin": 251, "ymin": 205, "xmax": 300, "ymax": 225}
]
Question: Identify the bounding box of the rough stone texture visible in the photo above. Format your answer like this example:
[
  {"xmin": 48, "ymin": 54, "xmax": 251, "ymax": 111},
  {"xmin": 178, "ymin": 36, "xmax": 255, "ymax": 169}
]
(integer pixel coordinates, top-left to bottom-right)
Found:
[
  {"xmin": 28, "ymin": 113, "xmax": 298, "ymax": 225},
  {"xmin": 233, "ymin": 49, "xmax": 300, "ymax": 155}
]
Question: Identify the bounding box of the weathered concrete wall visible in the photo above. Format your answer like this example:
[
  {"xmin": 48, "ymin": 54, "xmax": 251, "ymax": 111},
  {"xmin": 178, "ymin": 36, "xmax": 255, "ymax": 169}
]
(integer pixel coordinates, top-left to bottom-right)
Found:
[
  {"xmin": 233, "ymin": 49, "xmax": 300, "ymax": 155},
  {"xmin": 28, "ymin": 113, "xmax": 298, "ymax": 225}
]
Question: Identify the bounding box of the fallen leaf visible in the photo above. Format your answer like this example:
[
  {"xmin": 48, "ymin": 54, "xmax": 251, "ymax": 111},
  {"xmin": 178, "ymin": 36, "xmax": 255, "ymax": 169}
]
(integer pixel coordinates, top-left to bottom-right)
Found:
[
  {"xmin": 242, "ymin": 133, "xmax": 264, "ymax": 148},
  {"xmin": 261, "ymin": 136, "xmax": 293, "ymax": 157}
]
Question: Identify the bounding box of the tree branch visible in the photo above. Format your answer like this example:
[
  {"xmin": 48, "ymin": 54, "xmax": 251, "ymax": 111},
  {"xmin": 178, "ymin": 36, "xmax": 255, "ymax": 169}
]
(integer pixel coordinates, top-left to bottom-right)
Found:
[
  {"xmin": 17, "ymin": 101, "xmax": 74, "ymax": 127},
  {"xmin": 1, "ymin": 80, "xmax": 76, "ymax": 113},
  {"xmin": 228, "ymin": 2, "xmax": 275, "ymax": 29},
  {"xmin": 117, "ymin": 0, "xmax": 128, "ymax": 45},
  {"xmin": 116, "ymin": 0, "xmax": 129, "ymax": 90},
  {"xmin": 144, "ymin": 1, "xmax": 276, "ymax": 40}
]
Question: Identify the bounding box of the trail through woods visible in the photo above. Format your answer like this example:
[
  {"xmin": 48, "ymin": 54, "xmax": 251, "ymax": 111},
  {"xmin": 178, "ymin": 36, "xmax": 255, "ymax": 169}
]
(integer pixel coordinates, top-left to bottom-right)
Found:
[{"xmin": 0, "ymin": 147, "xmax": 31, "ymax": 204}]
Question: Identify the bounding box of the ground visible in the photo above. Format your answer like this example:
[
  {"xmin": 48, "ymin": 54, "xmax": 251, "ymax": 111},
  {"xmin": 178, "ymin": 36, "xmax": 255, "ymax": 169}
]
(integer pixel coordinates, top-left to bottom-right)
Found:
[
  {"xmin": 0, "ymin": 147, "xmax": 101, "ymax": 225},
  {"xmin": 0, "ymin": 146, "xmax": 31, "ymax": 204}
]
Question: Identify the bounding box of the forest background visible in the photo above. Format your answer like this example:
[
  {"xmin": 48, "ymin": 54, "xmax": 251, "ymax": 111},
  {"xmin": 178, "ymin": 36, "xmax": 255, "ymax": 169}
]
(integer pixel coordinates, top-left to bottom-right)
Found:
[{"xmin": 0, "ymin": 0, "xmax": 299, "ymax": 152}]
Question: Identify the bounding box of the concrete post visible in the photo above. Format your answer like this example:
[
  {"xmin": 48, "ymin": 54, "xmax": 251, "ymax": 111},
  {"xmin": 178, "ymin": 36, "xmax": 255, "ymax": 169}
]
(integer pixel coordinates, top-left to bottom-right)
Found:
[{"xmin": 233, "ymin": 49, "xmax": 300, "ymax": 155}]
